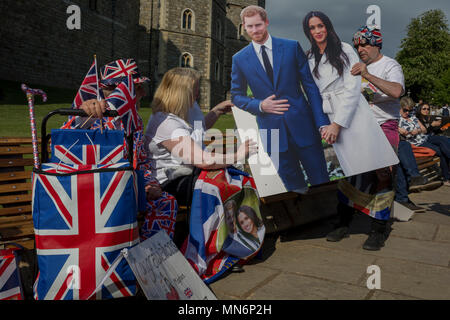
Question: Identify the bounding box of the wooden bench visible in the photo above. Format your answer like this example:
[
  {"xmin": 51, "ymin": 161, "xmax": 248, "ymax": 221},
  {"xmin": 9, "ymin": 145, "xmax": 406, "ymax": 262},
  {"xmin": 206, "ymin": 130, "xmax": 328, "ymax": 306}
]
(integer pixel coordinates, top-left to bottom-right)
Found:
[
  {"xmin": 415, "ymin": 155, "xmax": 442, "ymax": 187},
  {"xmin": 0, "ymin": 137, "xmax": 38, "ymax": 250}
]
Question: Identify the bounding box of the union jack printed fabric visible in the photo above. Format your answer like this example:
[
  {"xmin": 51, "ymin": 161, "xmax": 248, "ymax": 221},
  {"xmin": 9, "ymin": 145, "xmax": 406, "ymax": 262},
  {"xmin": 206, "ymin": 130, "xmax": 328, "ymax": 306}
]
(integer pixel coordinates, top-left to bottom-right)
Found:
[
  {"xmin": 100, "ymin": 59, "xmax": 138, "ymax": 87},
  {"xmin": 182, "ymin": 167, "xmax": 262, "ymax": 284},
  {"xmin": 0, "ymin": 249, "xmax": 23, "ymax": 300},
  {"xmin": 49, "ymin": 129, "xmax": 125, "ymax": 166},
  {"xmin": 337, "ymin": 178, "xmax": 394, "ymax": 221},
  {"xmin": 32, "ymin": 166, "xmax": 140, "ymax": 300},
  {"xmin": 140, "ymin": 191, "xmax": 178, "ymax": 241},
  {"xmin": 72, "ymin": 59, "xmax": 102, "ymax": 110},
  {"xmin": 32, "ymin": 128, "xmax": 139, "ymax": 300},
  {"xmin": 105, "ymin": 74, "xmax": 140, "ymax": 135}
]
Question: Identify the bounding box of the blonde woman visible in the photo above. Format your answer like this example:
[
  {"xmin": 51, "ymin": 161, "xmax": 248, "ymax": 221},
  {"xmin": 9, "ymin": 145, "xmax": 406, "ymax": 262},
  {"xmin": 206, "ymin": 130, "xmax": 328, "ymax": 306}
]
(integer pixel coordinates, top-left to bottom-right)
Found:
[{"xmin": 144, "ymin": 67, "xmax": 257, "ymax": 205}]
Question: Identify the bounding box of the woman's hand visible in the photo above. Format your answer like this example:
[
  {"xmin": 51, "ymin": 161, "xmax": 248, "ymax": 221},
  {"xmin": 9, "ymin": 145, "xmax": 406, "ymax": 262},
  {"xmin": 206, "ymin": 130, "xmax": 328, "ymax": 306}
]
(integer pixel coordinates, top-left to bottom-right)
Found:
[
  {"xmin": 145, "ymin": 184, "xmax": 163, "ymax": 201},
  {"xmin": 212, "ymin": 100, "xmax": 233, "ymax": 116},
  {"xmin": 205, "ymin": 100, "xmax": 234, "ymax": 129},
  {"xmin": 236, "ymin": 139, "xmax": 258, "ymax": 162},
  {"xmin": 80, "ymin": 99, "xmax": 107, "ymax": 118},
  {"xmin": 321, "ymin": 122, "xmax": 341, "ymax": 144},
  {"xmin": 398, "ymin": 127, "xmax": 409, "ymax": 136},
  {"xmin": 431, "ymin": 119, "xmax": 442, "ymax": 127}
]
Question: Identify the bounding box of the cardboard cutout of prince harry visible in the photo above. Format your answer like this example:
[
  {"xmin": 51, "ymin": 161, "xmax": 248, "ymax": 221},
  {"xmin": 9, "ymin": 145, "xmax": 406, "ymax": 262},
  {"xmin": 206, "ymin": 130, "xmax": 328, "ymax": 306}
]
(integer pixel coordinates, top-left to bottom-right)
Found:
[{"xmin": 231, "ymin": 6, "xmax": 330, "ymax": 194}]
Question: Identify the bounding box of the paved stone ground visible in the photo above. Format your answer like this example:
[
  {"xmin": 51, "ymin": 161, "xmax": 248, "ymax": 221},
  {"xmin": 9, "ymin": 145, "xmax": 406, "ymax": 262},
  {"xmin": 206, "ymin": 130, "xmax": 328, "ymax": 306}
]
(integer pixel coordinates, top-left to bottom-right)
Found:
[{"xmin": 210, "ymin": 185, "xmax": 450, "ymax": 300}]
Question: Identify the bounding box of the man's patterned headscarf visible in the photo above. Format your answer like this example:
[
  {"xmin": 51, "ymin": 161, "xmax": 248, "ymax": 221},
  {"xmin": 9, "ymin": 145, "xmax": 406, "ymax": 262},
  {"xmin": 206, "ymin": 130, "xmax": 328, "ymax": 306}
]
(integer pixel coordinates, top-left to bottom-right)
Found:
[{"xmin": 352, "ymin": 25, "xmax": 382, "ymax": 49}]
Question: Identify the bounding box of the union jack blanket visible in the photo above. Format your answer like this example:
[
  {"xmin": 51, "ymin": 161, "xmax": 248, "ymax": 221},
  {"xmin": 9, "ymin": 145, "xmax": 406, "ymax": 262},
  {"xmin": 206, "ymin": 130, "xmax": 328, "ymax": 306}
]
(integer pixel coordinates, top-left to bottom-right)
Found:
[
  {"xmin": 32, "ymin": 129, "xmax": 139, "ymax": 300},
  {"xmin": 182, "ymin": 167, "xmax": 264, "ymax": 284}
]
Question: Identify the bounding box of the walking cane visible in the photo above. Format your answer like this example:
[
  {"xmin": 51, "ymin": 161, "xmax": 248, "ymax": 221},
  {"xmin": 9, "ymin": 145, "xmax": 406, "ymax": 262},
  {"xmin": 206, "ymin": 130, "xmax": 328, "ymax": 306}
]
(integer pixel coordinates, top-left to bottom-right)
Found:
[{"xmin": 21, "ymin": 84, "xmax": 47, "ymax": 169}]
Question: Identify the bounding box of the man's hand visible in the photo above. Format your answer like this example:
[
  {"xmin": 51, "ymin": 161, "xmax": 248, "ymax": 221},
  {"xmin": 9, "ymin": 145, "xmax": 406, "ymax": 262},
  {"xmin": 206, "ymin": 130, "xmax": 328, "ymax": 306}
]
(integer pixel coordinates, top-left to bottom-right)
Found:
[
  {"xmin": 321, "ymin": 122, "xmax": 341, "ymax": 144},
  {"xmin": 260, "ymin": 95, "xmax": 290, "ymax": 115},
  {"xmin": 351, "ymin": 62, "xmax": 369, "ymax": 78},
  {"xmin": 80, "ymin": 99, "xmax": 107, "ymax": 118},
  {"xmin": 145, "ymin": 184, "xmax": 163, "ymax": 201},
  {"xmin": 351, "ymin": 61, "xmax": 404, "ymax": 99}
]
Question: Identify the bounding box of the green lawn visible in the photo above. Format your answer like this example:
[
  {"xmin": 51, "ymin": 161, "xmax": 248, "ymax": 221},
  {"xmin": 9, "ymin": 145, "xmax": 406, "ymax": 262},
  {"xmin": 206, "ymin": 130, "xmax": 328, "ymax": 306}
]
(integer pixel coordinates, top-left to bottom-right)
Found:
[{"xmin": 0, "ymin": 80, "xmax": 235, "ymax": 137}]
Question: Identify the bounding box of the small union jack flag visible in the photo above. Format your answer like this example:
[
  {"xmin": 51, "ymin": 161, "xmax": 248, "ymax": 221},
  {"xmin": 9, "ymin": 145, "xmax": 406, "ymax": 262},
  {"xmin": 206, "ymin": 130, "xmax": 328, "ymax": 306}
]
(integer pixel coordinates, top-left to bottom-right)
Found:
[
  {"xmin": 140, "ymin": 190, "xmax": 178, "ymax": 240},
  {"xmin": 184, "ymin": 287, "xmax": 193, "ymax": 299},
  {"xmin": 72, "ymin": 58, "xmax": 102, "ymax": 109},
  {"xmin": 105, "ymin": 74, "xmax": 140, "ymax": 135},
  {"xmin": 0, "ymin": 249, "xmax": 23, "ymax": 300},
  {"xmin": 100, "ymin": 59, "xmax": 139, "ymax": 86}
]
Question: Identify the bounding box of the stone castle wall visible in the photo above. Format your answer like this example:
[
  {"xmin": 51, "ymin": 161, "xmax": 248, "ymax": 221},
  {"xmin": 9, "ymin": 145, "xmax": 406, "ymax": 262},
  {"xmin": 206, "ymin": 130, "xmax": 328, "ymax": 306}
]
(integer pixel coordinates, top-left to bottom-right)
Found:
[
  {"xmin": 1, "ymin": 0, "xmax": 265, "ymax": 110},
  {"xmin": 0, "ymin": 0, "xmax": 142, "ymax": 89}
]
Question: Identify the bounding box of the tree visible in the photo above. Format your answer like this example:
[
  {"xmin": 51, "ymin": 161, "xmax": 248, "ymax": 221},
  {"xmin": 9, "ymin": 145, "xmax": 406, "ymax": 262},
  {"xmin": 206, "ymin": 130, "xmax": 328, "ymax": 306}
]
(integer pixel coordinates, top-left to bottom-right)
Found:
[
  {"xmin": 433, "ymin": 67, "xmax": 450, "ymax": 105},
  {"xmin": 396, "ymin": 9, "xmax": 450, "ymax": 104}
]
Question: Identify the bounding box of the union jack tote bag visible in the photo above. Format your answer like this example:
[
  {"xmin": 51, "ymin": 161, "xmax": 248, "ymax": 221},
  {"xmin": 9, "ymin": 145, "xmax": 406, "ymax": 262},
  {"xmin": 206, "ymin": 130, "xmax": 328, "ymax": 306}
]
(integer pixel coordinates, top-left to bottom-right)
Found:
[
  {"xmin": 0, "ymin": 247, "xmax": 24, "ymax": 300},
  {"xmin": 32, "ymin": 129, "xmax": 139, "ymax": 300}
]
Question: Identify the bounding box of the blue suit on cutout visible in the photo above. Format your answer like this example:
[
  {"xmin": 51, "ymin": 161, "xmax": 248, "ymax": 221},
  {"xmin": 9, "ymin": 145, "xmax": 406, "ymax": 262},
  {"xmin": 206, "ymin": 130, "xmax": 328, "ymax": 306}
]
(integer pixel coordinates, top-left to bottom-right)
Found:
[{"xmin": 231, "ymin": 36, "xmax": 330, "ymax": 190}]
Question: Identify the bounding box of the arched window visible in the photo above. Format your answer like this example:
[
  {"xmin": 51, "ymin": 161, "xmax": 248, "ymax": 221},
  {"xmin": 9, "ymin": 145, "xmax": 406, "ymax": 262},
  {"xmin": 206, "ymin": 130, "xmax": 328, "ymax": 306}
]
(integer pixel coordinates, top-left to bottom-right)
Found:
[
  {"xmin": 238, "ymin": 24, "xmax": 245, "ymax": 38},
  {"xmin": 182, "ymin": 9, "xmax": 194, "ymax": 30},
  {"xmin": 216, "ymin": 20, "xmax": 223, "ymax": 41},
  {"xmin": 215, "ymin": 60, "xmax": 221, "ymax": 82},
  {"xmin": 180, "ymin": 53, "xmax": 193, "ymax": 68}
]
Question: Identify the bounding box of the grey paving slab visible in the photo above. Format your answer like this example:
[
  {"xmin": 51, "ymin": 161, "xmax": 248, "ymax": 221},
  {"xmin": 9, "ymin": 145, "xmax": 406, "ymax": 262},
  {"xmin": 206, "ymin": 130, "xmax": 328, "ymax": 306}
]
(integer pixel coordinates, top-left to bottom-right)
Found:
[
  {"xmin": 361, "ymin": 235, "xmax": 450, "ymax": 267},
  {"xmin": 362, "ymin": 257, "xmax": 450, "ymax": 300},
  {"xmin": 369, "ymin": 290, "xmax": 419, "ymax": 300},
  {"xmin": 294, "ymin": 234, "xmax": 367, "ymax": 251},
  {"xmin": 409, "ymin": 186, "xmax": 450, "ymax": 205},
  {"xmin": 260, "ymin": 243, "xmax": 376, "ymax": 285},
  {"xmin": 409, "ymin": 189, "xmax": 450, "ymax": 218},
  {"xmin": 272, "ymin": 215, "xmax": 370, "ymax": 251},
  {"xmin": 412, "ymin": 211, "xmax": 450, "ymax": 227},
  {"xmin": 209, "ymin": 265, "xmax": 280, "ymax": 299},
  {"xmin": 248, "ymin": 273, "xmax": 369, "ymax": 300},
  {"xmin": 388, "ymin": 220, "xmax": 438, "ymax": 241},
  {"xmin": 434, "ymin": 224, "xmax": 450, "ymax": 243}
]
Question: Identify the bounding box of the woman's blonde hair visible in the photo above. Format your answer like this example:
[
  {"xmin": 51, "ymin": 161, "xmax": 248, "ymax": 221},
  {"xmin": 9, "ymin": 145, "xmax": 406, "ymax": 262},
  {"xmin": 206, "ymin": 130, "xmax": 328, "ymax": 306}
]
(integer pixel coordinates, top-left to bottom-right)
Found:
[
  {"xmin": 151, "ymin": 67, "xmax": 201, "ymax": 121},
  {"xmin": 400, "ymin": 96, "xmax": 415, "ymax": 109}
]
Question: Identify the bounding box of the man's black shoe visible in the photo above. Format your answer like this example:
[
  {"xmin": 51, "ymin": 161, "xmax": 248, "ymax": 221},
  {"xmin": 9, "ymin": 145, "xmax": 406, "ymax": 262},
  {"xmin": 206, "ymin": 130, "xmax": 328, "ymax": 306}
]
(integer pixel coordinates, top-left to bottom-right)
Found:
[
  {"xmin": 409, "ymin": 175, "xmax": 428, "ymax": 187},
  {"xmin": 409, "ymin": 175, "xmax": 428, "ymax": 191},
  {"xmin": 398, "ymin": 200, "xmax": 425, "ymax": 212},
  {"xmin": 362, "ymin": 231, "xmax": 385, "ymax": 251},
  {"xmin": 326, "ymin": 226, "xmax": 349, "ymax": 242}
]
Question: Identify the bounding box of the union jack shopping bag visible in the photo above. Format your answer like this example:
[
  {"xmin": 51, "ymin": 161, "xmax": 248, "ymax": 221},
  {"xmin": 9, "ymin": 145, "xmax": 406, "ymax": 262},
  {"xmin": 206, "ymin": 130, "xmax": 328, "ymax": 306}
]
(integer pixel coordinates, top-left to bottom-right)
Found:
[
  {"xmin": 32, "ymin": 128, "xmax": 139, "ymax": 300},
  {"xmin": 0, "ymin": 248, "xmax": 24, "ymax": 300}
]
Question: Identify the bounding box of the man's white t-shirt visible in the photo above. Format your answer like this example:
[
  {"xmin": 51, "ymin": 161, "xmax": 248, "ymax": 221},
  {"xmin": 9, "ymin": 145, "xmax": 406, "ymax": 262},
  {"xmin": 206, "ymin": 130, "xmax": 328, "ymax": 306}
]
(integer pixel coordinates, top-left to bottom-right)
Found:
[{"xmin": 362, "ymin": 55, "xmax": 405, "ymax": 124}]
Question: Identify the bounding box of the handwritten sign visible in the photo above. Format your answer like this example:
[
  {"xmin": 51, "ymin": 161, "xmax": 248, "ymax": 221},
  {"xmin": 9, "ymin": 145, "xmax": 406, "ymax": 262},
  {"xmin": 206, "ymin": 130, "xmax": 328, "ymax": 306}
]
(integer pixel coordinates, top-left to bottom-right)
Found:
[{"xmin": 124, "ymin": 231, "xmax": 217, "ymax": 300}]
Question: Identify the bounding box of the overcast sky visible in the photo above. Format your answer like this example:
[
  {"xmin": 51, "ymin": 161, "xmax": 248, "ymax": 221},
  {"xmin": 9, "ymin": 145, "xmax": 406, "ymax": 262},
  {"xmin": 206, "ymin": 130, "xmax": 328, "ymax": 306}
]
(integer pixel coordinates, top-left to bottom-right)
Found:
[{"xmin": 264, "ymin": 0, "xmax": 450, "ymax": 59}]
